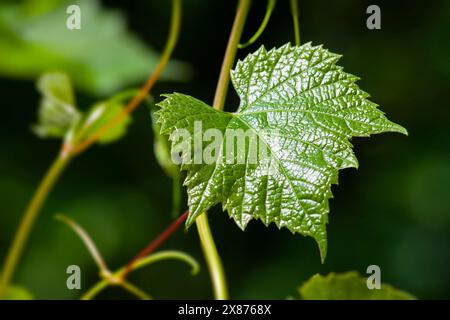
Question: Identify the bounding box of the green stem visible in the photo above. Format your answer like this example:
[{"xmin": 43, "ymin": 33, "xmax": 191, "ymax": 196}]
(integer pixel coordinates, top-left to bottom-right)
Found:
[
  {"xmin": 81, "ymin": 250, "xmax": 199, "ymax": 300},
  {"xmin": 212, "ymin": 0, "xmax": 252, "ymax": 111},
  {"xmin": 195, "ymin": 0, "xmax": 251, "ymax": 300},
  {"xmin": 290, "ymin": 0, "xmax": 300, "ymax": 45},
  {"xmin": 0, "ymin": 154, "xmax": 71, "ymax": 297},
  {"xmin": 171, "ymin": 173, "xmax": 182, "ymax": 218},
  {"xmin": 196, "ymin": 216, "xmax": 228, "ymax": 299},
  {"xmin": 0, "ymin": 0, "xmax": 181, "ymax": 299},
  {"xmin": 119, "ymin": 281, "xmax": 152, "ymax": 300},
  {"xmin": 71, "ymin": 0, "xmax": 181, "ymax": 155},
  {"xmin": 81, "ymin": 280, "xmax": 109, "ymax": 300},
  {"xmin": 238, "ymin": 0, "xmax": 276, "ymax": 49},
  {"xmin": 55, "ymin": 214, "xmax": 110, "ymax": 273}
]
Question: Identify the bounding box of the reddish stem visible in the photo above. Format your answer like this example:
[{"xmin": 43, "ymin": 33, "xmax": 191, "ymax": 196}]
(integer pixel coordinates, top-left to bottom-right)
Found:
[{"xmin": 121, "ymin": 210, "xmax": 189, "ymax": 279}]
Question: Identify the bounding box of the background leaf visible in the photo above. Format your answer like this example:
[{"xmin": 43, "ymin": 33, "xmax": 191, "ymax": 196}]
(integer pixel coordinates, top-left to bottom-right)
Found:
[
  {"xmin": 298, "ymin": 272, "xmax": 415, "ymax": 300},
  {"xmin": 0, "ymin": 0, "xmax": 189, "ymax": 96},
  {"xmin": 4, "ymin": 285, "xmax": 34, "ymax": 300}
]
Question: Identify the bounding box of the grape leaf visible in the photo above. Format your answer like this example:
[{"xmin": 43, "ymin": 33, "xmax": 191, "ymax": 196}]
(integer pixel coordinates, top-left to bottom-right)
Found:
[
  {"xmin": 33, "ymin": 72, "xmax": 132, "ymax": 146},
  {"xmin": 157, "ymin": 43, "xmax": 407, "ymax": 260},
  {"xmin": 33, "ymin": 72, "xmax": 80, "ymax": 139},
  {"xmin": 76, "ymin": 101, "xmax": 132, "ymax": 145},
  {"xmin": 299, "ymin": 272, "xmax": 415, "ymax": 300}
]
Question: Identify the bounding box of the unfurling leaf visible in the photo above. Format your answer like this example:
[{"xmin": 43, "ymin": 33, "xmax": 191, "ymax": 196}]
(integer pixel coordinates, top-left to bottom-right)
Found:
[
  {"xmin": 298, "ymin": 272, "xmax": 415, "ymax": 300},
  {"xmin": 33, "ymin": 72, "xmax": 80, "ymax": 139},
  {"xmin": 77, "ymin": 101, "xmax": 132, "ymax": 145},
  {"xmin": 33, "ymin": 71, "xmax": 132, "ymax": 146},
  {"xmin": 157, "ymin": 43, "xmax": 407, "ymax": 260}
]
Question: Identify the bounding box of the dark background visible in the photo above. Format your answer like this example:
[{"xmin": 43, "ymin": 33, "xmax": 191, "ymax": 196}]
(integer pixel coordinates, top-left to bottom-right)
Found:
[{"xmin": 1, "ymin": 0, "xmax": 449, "ymax": 299}]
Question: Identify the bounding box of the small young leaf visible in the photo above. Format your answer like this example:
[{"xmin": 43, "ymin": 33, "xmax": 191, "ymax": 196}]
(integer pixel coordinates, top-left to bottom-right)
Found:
[
  {"xmin": 157, "ymin": 43, "xmax": 407, "ymax": 260},
  {"xmin": 299, "ymin": 272, "xmax": 415, "ymax": 300},
  {"xmin": 77, "ymin": 101, "xmax": 132, "ymax": 145},
  {"xmin": 33, "ymin": 72, "xmax": 132, "ymax": 146},
  {"xmin": 33, "ymin": 72, "xmax": 81, "ymax": 139}
]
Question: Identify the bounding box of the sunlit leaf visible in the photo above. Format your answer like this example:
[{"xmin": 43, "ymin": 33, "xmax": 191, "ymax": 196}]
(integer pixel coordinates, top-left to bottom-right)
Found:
[{"xmin": 157, "ymin": 43, "xmax": 407, "ymax": 260}]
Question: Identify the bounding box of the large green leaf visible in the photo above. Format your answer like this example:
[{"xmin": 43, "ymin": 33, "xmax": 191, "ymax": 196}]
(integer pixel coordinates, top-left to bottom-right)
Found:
[
  {"xmin": 0, "ymin": 0, "xmax": 188, "ymax": 95},
  {"xmin": 157, "ymin": 43, "xmax": 407, "ymax": 260},
  {"xmin": 299, "ymin": 272, "xmax": 415, "ymax": 300}
]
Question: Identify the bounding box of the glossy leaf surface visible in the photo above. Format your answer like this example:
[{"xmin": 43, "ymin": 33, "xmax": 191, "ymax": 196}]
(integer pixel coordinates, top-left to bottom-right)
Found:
[{"xmin": 157, "ymin": 43, "xmax": 407, "ymax": 260}]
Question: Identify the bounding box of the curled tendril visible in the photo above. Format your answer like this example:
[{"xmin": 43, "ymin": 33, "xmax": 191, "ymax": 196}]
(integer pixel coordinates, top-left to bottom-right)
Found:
[
  {"xmin": 56, "ymin": 213, "xmax": 199, "ymax": 300},
  {"xmin": 81, "ymin": 250, "xmax": 200, "ymax": 300},
  {"xmin": 238, "ymin": 0, "xmax": 276, "ymax": 49},
  {"xmin": 119, "ymin": 250, "xmax": 200, "ymax": 277}
]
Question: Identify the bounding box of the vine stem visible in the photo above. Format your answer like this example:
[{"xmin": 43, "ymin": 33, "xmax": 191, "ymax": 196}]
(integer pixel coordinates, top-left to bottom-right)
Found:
[
  {"xmin": 119, "ymin": 281, "xmax": 152, "ymax": 300},
  {"xmin": 70, "ymin": 0, "xmax": 181, "ymax": 155},
  {"xmin": 0, "ymin": 0, "xmax": 182, "ymax": 298},
  {"xmin": 81, "ymin": 250, "xmax": 199, "ymax": 300},
  {"xmin": 121, "ymin": 210, "xmax": 189, "ymax": 279},
  {"xmin": 55, "ymin": 214, "xmax": 109, "ymax": 273},
  {"xmin": 290, "ymin": 0, "xmax": 300, "ymax": 45},
  {"xmin": 0, "ymin": 154, "xmax": 71, "ymax": 297},
  {"xmin": 56, "ymin": 213, "xmax": 153, "ymax": 300},
  {"xmin": 196, "ymin": 0, "xmax": 252, "ymax": 300},
  {"xmin": 212, "ymin": 0, "xmax": 252, "ymax": 111}
]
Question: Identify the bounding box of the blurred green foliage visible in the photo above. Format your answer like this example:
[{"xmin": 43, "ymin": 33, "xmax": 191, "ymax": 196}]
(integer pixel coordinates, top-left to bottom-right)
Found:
[
  {"xmin": 0, "ymin": 0, "xmax": 189, "ymax": 96},
  {"xmin": 3, "ymin": 285, "xmax": 33, "ymax": 300},
  {"xmin": 34, "ymin": 71, "xmax": 132, "ymax": 146},
  {"xmin": 0, "ymin": 0, "xmax": 449, "ymax": 299},
  {"xmin": 298, "ymin": 272, "xmax": 415, "ymax": 300}
]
